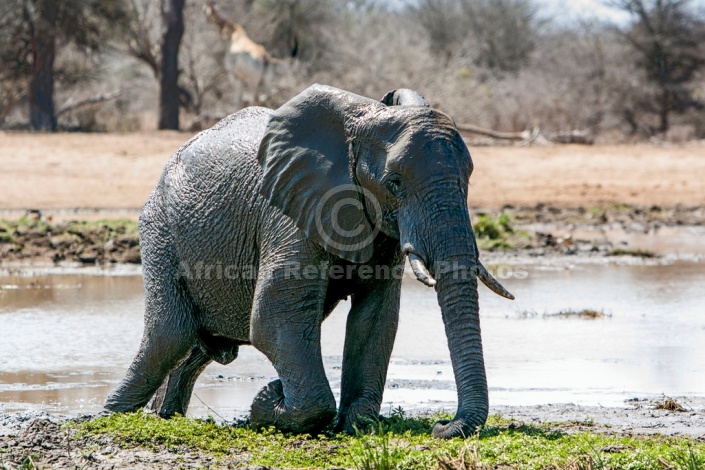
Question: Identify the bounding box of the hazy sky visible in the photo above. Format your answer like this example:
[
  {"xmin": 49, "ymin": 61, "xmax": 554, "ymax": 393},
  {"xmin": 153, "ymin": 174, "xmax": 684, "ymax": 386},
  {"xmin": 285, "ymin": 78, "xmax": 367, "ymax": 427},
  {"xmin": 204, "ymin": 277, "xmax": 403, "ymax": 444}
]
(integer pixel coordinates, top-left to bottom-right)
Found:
[
  {"xmin": 394, "ymin": 0, "xmax": 703, "ymax": 26},
  {"xmin": 535, "ymin": 0, "xmax": 633, "ymax": 25}
]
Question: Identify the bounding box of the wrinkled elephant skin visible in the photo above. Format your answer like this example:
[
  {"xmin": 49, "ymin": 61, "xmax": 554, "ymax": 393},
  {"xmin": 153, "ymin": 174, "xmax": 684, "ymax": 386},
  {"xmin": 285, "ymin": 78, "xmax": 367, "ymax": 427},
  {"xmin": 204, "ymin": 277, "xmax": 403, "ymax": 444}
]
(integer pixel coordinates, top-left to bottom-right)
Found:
[{"xmin": 104, "ymin": 85, "xmax": 513, "ymax": 438}]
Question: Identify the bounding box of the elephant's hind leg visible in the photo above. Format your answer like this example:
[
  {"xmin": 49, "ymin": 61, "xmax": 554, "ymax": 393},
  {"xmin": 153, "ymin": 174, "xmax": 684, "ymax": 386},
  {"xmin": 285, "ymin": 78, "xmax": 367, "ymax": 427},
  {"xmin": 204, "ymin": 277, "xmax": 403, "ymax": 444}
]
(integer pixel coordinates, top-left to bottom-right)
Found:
[
  {"xmin": 148, "ymin": 345, "xmax": 214, "ymax": 417},
  {"xmin": 105, "ymin": 196, "xmax": 197, "ymax": 413},
  {"xmin": 104, "ymin": 276, "xmax": 198, "ymax": 413}
]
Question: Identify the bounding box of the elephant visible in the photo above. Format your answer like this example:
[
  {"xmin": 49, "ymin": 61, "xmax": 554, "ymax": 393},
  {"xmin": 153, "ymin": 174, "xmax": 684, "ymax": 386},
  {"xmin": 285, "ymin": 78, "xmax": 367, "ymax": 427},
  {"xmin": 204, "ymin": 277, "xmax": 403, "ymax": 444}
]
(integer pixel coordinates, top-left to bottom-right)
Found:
[{"xmin": 104, "ymin": 84, "xmax": 514, "ymax": 439}]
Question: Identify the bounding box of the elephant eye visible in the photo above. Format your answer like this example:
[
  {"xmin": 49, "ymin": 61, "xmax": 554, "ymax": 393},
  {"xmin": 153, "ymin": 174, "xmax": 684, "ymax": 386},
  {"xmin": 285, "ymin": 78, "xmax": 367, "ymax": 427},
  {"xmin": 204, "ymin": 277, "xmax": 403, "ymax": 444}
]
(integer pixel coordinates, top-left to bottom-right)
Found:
[{"xmin": 386, "ymin": 176, "xmax": 403, "ymax": 195}]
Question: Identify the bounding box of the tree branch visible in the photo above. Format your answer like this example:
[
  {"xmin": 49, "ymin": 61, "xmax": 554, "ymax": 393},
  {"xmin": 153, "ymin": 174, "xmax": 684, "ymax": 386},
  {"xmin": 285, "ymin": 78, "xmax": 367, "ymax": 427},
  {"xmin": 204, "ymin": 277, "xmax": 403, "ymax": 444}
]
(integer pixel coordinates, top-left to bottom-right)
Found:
[{"xmin": 56, "ymin": 90, "xmax": 122, "ymax": 117}]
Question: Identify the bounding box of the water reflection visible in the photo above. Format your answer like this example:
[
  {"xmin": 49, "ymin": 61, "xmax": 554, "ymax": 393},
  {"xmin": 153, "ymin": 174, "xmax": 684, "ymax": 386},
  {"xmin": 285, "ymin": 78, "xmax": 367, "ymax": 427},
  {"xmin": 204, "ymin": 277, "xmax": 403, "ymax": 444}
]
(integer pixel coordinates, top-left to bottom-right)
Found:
[{"xmin": 0, "ymin": 262, "xmax": 703, "ymax": 419}]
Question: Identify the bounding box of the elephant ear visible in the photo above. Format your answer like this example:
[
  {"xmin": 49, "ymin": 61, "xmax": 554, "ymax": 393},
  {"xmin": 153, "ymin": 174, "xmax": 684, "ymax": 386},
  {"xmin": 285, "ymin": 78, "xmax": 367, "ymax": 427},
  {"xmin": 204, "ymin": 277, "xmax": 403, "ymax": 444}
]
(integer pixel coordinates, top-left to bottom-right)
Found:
[
  {"xmin": 258, "ymin": 84, "xmax": 382, "ymax": 263},
  {"xmin": 381, "ymin": 89, "xmax": 430, "ymax": 107}
]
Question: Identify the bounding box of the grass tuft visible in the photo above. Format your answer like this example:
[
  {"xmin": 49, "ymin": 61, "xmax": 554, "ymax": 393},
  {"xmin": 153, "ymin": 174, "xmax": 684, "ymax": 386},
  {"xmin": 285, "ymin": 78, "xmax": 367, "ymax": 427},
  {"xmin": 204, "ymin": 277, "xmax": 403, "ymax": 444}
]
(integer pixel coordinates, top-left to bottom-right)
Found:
[
  {"xmin": 655, "ymin": 397, "xmax": 688, "ymax": 412},
  {"xmin": 70, "ymin": 411, "xmax": 705, "ymax": 469},
  {"xmin": 473, "ymin": 212, "xmax": 517, "ymax": 251},
  {"xmin": 544, "ymin": 309, "xmax": 609, "ymax": 320},
  {"xmin": 607, "ymin": 248, "xmax": 658, "ymax": 258},
  {"xmin": 437, "ymin": 442, "xmax": 487, "ymax": 469}
]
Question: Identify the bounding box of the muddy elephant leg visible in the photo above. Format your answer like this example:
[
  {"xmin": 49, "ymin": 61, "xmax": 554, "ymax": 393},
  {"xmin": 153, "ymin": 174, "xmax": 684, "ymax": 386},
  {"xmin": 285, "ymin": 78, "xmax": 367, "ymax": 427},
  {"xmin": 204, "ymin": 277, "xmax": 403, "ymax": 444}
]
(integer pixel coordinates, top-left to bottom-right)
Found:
[
  {"xmin": 248, "ymin": 266, "xmax": 336, "ymax": 434},
  {"xmin": 335, "ymin": 275, "xmax": 402, "ymax": 433},
  {"xmin": 148, "ymin": 345, "xmax": 215, "ymax": 417},
  {"xmin": 105, "ymin": 198, "xmax": 197, "ymax": 413},
  {"xmin": 104, "ymin": 275, "xmax": 197, "ymax": 412}
]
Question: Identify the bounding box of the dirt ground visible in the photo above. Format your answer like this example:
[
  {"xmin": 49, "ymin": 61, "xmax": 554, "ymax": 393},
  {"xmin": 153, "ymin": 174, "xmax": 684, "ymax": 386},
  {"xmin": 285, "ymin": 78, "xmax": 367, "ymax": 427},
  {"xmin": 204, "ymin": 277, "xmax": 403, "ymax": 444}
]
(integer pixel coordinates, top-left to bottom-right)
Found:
[{"xmin": 1, "ymin": 131, "xmax": 704, "ymax": 212}]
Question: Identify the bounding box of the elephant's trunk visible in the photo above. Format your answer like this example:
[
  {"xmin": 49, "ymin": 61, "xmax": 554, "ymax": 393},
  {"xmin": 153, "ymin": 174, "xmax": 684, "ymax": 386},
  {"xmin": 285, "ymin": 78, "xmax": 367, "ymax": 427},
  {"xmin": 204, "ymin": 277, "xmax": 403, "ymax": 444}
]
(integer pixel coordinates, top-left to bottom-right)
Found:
[
  {"xmin": 431, "ymin": 265, "xmax": 487, "ymax": 438},
  {"xmin": 400, "ymin": 189, "xmax": 506, "ymax": 438}
]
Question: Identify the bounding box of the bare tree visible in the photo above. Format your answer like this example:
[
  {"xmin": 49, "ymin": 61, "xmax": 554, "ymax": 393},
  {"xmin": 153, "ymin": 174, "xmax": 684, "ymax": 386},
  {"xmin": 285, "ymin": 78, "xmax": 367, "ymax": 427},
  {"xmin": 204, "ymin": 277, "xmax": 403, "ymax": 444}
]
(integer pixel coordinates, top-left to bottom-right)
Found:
[
  {"xmin": 609, "ymin": 0, "xmax": 705, "ymax": 133},
  {"xmin": 461, "ymin": 0, "xmax": 538, "ymax": 73},
  {"xmin": 124, "ymin": 0, "xmax": 188, "ymax": 130},
  {"xmin": 413, "ymin": 0, "xmax": 537, "ymax": 72},
  {"xmin": 179, "ymin": 2, "xmax": 226, "ymax": 122},
  {"xmin": 414, "ymin": 0, "xmax": 464, "ymax": 64},
  {"xmin": 159, "ymin": 0, "xmax": 185, "ymax": 130},
  {"xmin": 0, "ymin": 0, "xmax": 129, "ymax": 131}
]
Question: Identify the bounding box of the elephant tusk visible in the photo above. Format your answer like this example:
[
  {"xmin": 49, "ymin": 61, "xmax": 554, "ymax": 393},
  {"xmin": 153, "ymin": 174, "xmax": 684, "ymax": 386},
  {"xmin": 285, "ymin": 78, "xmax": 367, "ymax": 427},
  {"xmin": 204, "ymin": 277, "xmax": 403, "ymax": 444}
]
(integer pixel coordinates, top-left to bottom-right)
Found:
[
  {"xmin": 403, "ymin": 244, "xmax": 512, "ymax": 298},
  {"xmin": 477, "ymin": 262, "xmax": 515, "ymax": 300},
  {"xmin": 408, "ymin": 253, "xmax": 437, "ymax": 287}
]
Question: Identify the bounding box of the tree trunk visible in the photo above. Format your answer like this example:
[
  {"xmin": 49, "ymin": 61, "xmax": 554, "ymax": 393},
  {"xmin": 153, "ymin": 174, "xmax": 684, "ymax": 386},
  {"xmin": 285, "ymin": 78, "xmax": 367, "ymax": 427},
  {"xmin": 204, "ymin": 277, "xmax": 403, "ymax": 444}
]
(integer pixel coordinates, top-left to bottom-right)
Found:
[
  {"xmin": 30, "ymin": 2, "xmax": 58, "ymax": 132},
  {"xmin": 158, "ymin": 0, "xmax": 185, "ymax": 130},
  {"xmin": 658, "ymin": 87, "xmax": 670, "ymax": 134}
]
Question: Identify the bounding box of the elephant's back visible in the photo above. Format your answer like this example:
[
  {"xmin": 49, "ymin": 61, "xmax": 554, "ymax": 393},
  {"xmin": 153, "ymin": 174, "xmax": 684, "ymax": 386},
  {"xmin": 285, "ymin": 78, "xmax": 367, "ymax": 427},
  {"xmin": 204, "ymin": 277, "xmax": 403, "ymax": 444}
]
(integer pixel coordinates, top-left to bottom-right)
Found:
[
  {"xmin": 158, "ymin": 106, "xmax": 273, "ymax": 340},
  {"xmin": 175, "ymin": 106, "xmax": 271, "ymax": 178},
  {"xmin": 163, "ymin": 106, "xmax": 271, "ymax": 232}
]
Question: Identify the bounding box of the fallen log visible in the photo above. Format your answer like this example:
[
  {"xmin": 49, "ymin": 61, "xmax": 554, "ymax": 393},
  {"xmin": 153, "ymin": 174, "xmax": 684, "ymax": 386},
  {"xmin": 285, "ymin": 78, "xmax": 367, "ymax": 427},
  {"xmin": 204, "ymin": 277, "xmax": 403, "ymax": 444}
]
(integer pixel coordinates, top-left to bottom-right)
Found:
[
  {"xmin": 456, "ymin": 123, "xmax": 528, "ymax": 140},
  {"xmin": 545, "ymin": 130, "xmax": 595, "ymax": 145},
  {"xmin": 56, "ymin": 90, "xmax": 122, "ymax": 117},
  {"xmin": 457, "ymin": 123, "xmax": 594, "ymax": 145}
]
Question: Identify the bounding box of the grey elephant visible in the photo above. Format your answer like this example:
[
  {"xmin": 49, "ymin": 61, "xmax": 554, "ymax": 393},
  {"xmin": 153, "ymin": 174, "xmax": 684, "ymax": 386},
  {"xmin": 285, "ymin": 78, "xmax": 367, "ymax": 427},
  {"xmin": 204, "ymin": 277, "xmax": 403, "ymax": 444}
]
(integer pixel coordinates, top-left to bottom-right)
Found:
[{"xmin": 104, "ymin": 84, "xmax": 513, "ymax": 439}]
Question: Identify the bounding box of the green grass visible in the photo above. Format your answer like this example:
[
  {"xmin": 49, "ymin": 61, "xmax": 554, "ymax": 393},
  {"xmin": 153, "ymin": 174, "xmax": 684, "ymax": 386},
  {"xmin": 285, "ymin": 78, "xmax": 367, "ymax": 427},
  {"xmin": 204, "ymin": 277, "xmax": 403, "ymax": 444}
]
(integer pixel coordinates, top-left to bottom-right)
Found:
[
  {"xmin": 64, "ymin": 218, "xmax": 139, "ymax": 241},
  {"xmin": 473, "ymin": 212, "xmax": 523, "ymax": 251},
  {"xmin": 607, "ymin": 248, "xmax": 658, "ymax": 258},
  {"xmin": 0, "ymin": 217, "xmax": 138, "ymax": 242},
  {"xmin": 71, "ymin": 411, "xmax": 705, "ymax": 469},
  {"xmin": 0, "ymin": 215, "xmax": 51, "ymax": 237}
]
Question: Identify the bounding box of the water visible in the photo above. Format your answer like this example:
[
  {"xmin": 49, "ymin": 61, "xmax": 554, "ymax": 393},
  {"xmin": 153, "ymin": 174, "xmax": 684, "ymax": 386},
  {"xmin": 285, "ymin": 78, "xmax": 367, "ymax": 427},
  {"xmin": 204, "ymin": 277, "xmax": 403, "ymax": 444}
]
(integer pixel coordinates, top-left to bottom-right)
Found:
[{"xmin": 1, "ymin": 261, "xmax": 703, "ymax": 419}]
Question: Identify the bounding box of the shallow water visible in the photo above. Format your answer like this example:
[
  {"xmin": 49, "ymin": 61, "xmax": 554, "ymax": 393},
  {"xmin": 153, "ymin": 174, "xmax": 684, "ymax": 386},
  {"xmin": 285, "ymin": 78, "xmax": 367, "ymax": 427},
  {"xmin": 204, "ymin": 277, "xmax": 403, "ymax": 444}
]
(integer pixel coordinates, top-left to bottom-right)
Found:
[{"xmin": 0, "ymin": 261, "xmax": 703, "ymax": 419}]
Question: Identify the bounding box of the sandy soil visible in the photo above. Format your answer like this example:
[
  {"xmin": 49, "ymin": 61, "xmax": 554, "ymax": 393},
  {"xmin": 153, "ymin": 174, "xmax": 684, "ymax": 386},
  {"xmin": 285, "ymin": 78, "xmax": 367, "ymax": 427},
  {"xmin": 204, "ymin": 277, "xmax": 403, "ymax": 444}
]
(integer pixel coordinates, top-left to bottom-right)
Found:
[
  {"xmin": 469, "ymin": 142, "xmax": 705, "ymax": 208},
  {"xmin": 0, "ymin": 131, "xmax": 186, "ymax": 212},
  {"xmin": 1, "ymin": 131, "xmax": 704, "ymax": 212}
]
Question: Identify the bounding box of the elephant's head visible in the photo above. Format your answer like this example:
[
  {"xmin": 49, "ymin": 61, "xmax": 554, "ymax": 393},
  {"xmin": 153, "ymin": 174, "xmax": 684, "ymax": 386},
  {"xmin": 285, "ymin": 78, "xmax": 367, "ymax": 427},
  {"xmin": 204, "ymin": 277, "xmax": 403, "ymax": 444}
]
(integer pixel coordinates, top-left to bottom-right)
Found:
[{"xmin": 258, "ymin": 84, "xmax": 513, "ymax": 438}]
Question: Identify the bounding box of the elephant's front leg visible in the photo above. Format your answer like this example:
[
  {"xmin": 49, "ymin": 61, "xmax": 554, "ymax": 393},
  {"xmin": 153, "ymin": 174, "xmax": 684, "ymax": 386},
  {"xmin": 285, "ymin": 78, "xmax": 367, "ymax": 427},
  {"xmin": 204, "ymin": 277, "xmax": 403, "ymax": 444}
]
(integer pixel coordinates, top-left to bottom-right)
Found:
[
  {"xmin": 335, "ymin": 273, "xmax": 402, "ymax": 433},
  {"xmin": 249, "ymin": 263, "xmax": 336, "ymax": 434}
]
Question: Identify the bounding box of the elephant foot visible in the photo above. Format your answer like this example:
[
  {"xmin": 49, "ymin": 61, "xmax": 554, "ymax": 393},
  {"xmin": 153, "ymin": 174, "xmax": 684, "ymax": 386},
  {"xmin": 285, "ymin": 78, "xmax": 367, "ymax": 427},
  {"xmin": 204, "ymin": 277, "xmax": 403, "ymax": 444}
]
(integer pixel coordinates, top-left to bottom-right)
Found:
[
  {"xmin": 431, "ymin": 416, "xmax": 484, "ymax": 439},
  {"xmin": 72, "ymin": 410, "xmax": 112, "ymax": 425},
  {"xmin": 250, "ymin": 379, "xmax": 336, "ymax": 435},
  {"xmin": 334, "ymin": 402, "xmax": 380, "ymax": 435},
  {"xmin": 104, "ymin": 392, "xmax": 146, "ymax": 414},
  {"xmin": 147, "ymin": 345, "xmax": 212, "ymax": 418}
]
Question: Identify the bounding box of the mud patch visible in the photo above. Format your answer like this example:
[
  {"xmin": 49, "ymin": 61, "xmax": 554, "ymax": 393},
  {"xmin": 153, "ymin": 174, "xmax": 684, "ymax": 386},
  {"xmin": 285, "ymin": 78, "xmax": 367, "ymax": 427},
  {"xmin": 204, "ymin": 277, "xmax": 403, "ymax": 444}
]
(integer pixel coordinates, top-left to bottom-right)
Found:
[
  {"xmin": 0, "ymin": 217, "xmax": 140, "ymax": 265},
  {"xmin": 0, "ymin": 417, "xmax": 228, "ymax": 469},
  {"xmin": 492, "ymin": 397, "xmax": 705, "ymax": 437}
]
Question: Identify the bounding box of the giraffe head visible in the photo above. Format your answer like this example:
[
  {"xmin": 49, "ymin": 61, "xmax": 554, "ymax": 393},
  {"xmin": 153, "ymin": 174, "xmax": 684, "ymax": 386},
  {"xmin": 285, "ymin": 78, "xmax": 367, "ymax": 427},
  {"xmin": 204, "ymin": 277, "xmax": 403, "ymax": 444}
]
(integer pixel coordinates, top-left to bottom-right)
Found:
[{"xmin": 204, "ymin": 1, "xmax": 235, "ymax": 41}]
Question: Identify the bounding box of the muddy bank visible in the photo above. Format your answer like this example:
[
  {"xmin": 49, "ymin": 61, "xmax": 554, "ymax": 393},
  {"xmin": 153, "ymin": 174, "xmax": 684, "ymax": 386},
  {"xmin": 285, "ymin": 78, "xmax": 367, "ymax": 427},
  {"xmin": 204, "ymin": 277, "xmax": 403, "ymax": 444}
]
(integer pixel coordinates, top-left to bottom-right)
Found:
[
  {"xmin": 0, "ymin": 217, "xmax": 140, "ymax": 265},
  {"xmin": 504, "ymin": 203, "xmax": 705, "ymax": 231},
  {"xmin": 481, "ymin": 203, "xmax": 705, "ymax": 258},
  {"xmin": 0, "ymin": 398, "xmax": 703, "ymax": 469},
  {"xmin": 0, "ymin": 415, "xmax": 222, "ymax": 469},
  {"xmin": 1, "ymin": 204, "xmax": 703, "ymax": 267}
]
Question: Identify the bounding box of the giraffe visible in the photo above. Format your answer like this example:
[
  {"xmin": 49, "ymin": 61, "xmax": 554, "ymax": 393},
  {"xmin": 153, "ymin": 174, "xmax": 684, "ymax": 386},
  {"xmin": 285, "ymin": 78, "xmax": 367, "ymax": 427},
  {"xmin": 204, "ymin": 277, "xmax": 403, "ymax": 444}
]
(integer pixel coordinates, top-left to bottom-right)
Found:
[{"xmin": 205, "ymin": 1, "xmax": 278, "ymax": 107}]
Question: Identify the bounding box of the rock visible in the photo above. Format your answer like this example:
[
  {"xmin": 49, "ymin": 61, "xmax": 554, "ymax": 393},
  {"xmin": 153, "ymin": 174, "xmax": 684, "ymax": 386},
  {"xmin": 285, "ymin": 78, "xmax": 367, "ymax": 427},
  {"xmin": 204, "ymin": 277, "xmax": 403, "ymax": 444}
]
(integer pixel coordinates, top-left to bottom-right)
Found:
[
  {"xmin": 122, "ymin": 246, "xmax": 142, "ymax": 264},
  {"xmin": 78, "ymin": 251, "xmax": 98, "ymax": 264},
  {"xmin": 115, "ymin": 234, "xmax": 139, "ymax": 248}
]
